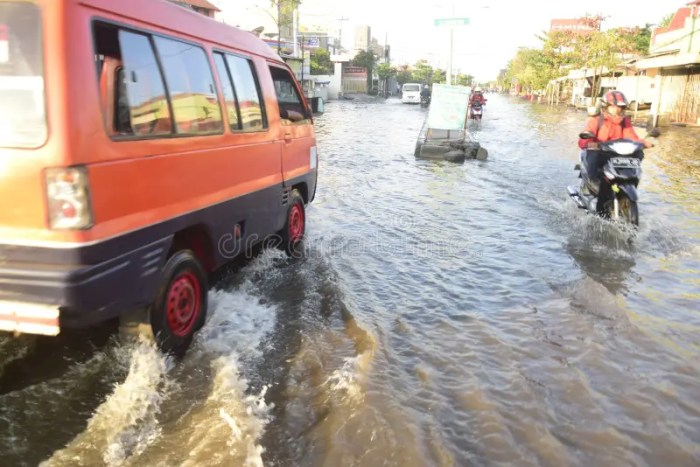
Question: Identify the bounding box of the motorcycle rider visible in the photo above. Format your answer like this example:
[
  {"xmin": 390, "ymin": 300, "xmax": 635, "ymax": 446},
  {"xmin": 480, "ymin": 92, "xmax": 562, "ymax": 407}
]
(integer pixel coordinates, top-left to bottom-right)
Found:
[
  {"xmin": 578, "ymin": 90, "xmax": 652, "ymax": 150},
  {"xmin": 577, "ymin": 90, "xmax": 652, "ymax": 198},
  {"xmin": 469, "ymin": 87, "xmax": 487, "ymax": 107},
  {"xmin": 420, "ymin": 84, "xmax": 431, "ymax": 102}
]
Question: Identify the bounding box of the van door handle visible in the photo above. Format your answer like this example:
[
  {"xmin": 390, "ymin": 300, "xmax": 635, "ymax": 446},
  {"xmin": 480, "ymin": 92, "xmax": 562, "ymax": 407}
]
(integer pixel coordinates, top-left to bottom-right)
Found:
[{"xmin": 284, "ymin": 132, "xmax": 292, "ymax": 143}]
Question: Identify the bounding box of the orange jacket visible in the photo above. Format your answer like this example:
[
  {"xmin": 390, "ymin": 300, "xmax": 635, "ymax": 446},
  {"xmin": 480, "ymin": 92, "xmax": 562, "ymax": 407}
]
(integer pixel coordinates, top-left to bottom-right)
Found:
[{"xmin": 578, "ymin": 112, "xmax": 643, "ymax": 149}]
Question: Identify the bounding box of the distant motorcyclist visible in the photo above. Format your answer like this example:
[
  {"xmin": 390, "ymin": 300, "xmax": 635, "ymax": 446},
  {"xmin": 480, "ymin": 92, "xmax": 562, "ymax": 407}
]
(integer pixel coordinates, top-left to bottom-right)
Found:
[
  {"xmin": 577, "ymin": 90, "xmax": 652, "ymax": 150},
  {"xmin": 469, "ymin": 87, "xmax": 487, "ymax": 107},
  {"xmin": 420, "ymin": 84, "xmax": 431, "ymax": 99}
]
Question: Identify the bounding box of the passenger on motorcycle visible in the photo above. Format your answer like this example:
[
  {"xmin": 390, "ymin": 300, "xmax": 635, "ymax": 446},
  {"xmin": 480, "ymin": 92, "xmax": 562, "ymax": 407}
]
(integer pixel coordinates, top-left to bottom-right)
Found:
[{"xmin": 577, "ymin": 91, "xmax": 652, "ymax": 150}]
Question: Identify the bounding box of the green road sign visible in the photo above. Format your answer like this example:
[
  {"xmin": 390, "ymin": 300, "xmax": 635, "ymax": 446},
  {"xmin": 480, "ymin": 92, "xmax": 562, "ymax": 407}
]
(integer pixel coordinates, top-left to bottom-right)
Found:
[{"xmin": 434, "ymin": 17, "xmax": 470, "ymax": 27}]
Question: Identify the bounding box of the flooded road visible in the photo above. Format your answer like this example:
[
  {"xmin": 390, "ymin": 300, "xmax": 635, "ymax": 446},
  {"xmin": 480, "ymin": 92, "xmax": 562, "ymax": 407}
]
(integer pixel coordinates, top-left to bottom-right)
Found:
[{"xmin": 1, "ymin": 95, "xmax": 699, "ymax": 466}]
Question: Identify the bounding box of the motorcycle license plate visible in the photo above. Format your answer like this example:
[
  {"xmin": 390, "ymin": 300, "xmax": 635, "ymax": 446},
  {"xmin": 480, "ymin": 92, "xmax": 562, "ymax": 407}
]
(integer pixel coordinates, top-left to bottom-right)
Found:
[{"xmin": 611, "ymin": 157, "xmax": 640, "ymax": 167}]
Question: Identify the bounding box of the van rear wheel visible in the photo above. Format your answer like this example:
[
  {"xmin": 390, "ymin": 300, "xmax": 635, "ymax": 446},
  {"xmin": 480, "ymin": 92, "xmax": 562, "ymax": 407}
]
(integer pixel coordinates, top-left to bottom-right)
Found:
[{"xmin": 120, "ymin": 250, "xmax": 207, "ymax": 357}]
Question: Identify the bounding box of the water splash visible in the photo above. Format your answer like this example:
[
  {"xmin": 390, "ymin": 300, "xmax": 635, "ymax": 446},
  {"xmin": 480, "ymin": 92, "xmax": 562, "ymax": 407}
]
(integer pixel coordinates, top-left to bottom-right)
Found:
[{"xmin": 43, "ymin": 339, "xmax": 173, "ymax": 467}]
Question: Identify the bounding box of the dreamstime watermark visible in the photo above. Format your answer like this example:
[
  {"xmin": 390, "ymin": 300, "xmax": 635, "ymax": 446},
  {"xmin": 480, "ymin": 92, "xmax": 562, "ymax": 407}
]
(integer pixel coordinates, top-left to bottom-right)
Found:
[{"xmin": 217, "ymin": 228, "xmax": 481, "ymax": 261}]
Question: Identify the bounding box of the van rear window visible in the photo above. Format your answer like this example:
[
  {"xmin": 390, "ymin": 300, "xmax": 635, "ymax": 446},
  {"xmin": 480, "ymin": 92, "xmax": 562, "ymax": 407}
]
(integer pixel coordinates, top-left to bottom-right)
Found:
[
  {"xmin": 0, "ymin": 2, "xmax": 46, "ymax": 148},
  {"xmin": 403, "ymin": 84, "xmax": 420, "ymax": 92}
]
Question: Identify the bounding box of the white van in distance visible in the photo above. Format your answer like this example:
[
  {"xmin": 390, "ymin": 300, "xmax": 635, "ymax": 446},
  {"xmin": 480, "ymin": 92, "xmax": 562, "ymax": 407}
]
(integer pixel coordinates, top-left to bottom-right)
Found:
[{"xmin": 401, "ymin": 83, "xmax": 421, "ymax": 104}]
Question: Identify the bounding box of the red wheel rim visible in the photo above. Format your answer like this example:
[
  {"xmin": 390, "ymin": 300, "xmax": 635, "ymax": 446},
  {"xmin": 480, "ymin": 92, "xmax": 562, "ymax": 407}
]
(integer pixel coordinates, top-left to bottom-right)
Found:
[
  {"xmin": 166, "ymin": 271, "xmax": 201, "ymax": 337},
  {"xmin": 289, "ymin": 202, "xmax": 304, "ymax": 242}
]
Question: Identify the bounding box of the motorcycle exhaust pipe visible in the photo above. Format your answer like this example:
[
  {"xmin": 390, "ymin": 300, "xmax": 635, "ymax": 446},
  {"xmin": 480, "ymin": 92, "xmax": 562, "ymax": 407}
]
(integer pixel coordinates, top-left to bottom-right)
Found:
[{"xmin": 567, "ymin": 186, "xmax": 587, "ymax": 209}]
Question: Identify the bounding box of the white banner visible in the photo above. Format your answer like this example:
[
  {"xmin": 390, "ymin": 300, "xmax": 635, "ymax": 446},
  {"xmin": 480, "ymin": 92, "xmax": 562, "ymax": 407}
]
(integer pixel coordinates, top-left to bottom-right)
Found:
[{"xmin": 427, "ymin": 84, "xmax": 471, "ymax": 130}]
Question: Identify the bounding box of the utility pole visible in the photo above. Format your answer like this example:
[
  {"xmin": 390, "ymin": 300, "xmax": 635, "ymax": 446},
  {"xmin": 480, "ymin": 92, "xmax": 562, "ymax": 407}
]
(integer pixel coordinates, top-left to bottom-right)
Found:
[
  {"xmin": 447, "ymin": 1, "xmax": 454, "ymax": 86},
  {"xmin": 301, "ymin": 34, "xmax": 305, "ymax": 89},
  {"xmin": 277, "ymin": 1, "xmax": 282, "ymax": 54},
  {"xmin": 293, "ymin": 7, "xmax": 299, "ymax": 58},
  {"xmin": 383, "ymin": 32, "xmax": 389, "ymax": 97},
  {"xmin": 336, "ymin": 16, "xmax": 348, "ymax": 54}
]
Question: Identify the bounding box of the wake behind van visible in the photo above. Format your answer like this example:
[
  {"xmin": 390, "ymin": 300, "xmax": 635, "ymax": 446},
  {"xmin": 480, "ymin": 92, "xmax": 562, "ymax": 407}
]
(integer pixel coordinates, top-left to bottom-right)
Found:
[
  {"xmin": 401, "ymin": 83, "xmax": 421, "ymax": 104},
  {"xmin": 0, "ymin": 0, "xmax": 318, "ymax": 356}
]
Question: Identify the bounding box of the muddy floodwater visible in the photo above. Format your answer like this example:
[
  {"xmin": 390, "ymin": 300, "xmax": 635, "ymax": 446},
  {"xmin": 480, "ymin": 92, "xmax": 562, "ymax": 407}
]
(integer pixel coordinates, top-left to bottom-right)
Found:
[{"xmin": 1, "ymin": 95, "xmax": 699, "ymax": 466}]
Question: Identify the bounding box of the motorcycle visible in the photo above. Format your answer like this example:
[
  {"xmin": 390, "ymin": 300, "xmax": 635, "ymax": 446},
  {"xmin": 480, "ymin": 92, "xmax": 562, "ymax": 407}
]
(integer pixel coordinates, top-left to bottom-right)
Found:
[
  {"xmin": 420, "ymin": 94, "xmax": 431, "ymax": 108},
  {"xmin": 567, "ymin": 132, "xmax": 644, "ymax": 226},
  {"xmin": 469, "ymin": 103, "xmax": 483, "ymax": 120}
]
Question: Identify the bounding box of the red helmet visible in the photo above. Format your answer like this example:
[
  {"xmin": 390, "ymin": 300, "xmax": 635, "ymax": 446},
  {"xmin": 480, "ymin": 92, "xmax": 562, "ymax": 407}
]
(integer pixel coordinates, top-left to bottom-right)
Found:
[{"xmin": 603, "ymin": 90, "xmax": 628, "ymax": 108}]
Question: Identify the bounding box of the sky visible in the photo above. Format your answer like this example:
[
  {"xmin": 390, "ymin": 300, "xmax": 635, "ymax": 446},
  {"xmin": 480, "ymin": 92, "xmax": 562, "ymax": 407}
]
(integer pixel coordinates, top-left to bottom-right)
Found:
[{"xmin": 211, "ymin": 0, "xmax": 687, "ymax": 82}]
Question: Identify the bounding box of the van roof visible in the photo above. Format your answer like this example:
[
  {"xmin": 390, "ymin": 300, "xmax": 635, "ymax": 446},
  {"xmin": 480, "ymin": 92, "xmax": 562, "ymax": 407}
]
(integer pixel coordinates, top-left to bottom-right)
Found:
[{"xmin": 77, "ymin": 0, "xmax": 282, "ymax": 62}]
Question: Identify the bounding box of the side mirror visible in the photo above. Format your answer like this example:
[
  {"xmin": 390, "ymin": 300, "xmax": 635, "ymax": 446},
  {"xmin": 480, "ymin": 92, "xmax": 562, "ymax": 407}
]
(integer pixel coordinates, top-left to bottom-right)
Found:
[{"xmin": 579, "ymin": 131, "xmax": 595, "ymax": 140}]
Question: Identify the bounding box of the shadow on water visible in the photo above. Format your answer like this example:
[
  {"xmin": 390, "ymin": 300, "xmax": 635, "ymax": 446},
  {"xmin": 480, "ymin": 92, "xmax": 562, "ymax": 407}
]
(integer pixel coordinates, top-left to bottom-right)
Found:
[
  {"xmin": 0, "ymin": 329, "xmax": 125, "ymax": 467},
  {"xmin": 565, "ymin": 237, "xmax": 637, "ymax": 296},
  {"xmin": 0, "ymin": 324, "xmax": 116, "ymax": 395}
]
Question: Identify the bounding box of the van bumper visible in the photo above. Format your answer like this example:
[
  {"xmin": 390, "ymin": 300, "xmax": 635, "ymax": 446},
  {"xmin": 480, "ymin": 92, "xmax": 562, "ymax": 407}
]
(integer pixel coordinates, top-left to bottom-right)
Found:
[{"xmin": 0, "ymin": 237, "xmax": 171, "ymax": 334}]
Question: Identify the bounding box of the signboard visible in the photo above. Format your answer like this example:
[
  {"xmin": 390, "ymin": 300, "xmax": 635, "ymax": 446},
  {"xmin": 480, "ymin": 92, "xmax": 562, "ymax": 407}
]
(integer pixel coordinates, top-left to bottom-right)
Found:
[
  {"xmin": 304, "ymin": 37, "xmax": 320, "ymax": 48},
  {"xmin": 434, "ymin": 17, "xmax": 470, "ymax": 27},
  {"xmin": 427, "ymin": 84, "xmax": 471, "ymax": 130}
]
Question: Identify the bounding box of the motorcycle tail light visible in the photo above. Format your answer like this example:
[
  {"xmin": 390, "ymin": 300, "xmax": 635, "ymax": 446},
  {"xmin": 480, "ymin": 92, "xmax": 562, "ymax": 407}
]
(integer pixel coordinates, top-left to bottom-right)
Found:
[{"xmin": 45, "ymin": 167, "xmax": 93, "ymax": 230}]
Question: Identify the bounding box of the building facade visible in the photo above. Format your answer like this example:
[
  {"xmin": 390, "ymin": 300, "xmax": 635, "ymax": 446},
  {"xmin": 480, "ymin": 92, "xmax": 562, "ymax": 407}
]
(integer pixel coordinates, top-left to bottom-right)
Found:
[{"xmin": 635, "ymin": 0, "xmax": 700, "ymax": 125}]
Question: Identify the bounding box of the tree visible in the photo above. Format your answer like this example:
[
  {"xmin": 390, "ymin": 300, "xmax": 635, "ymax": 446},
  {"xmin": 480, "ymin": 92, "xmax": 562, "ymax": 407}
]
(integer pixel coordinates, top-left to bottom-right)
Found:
[
  {"xmin": 455, "ymin": 74, "xmax": 473, "ymax": 87},
  {"xmin": 376, "ymin": 62, "xmax": 397, "ymax": 97},
  {"xmin": 376, "ymin": 62, "xmax": 397, "ymax": 80},
  {"xmin": 310, "ymin": 48, "xmax": 333, "ymax": 75},
  {"xmin": 412, "ymin": 59, "xmax": 433, "ymax": 84},
  {"xmin": 432, "ymin": 69, "xmax": 446, "ymax": 84},
  {"xmin": 504, "ymin": 13, "xmax": 662, "ymax": 98},
  {"xmin": 352, "ymin": 50, "xmax": 377, "ymax": 92},
  {"xmin": 268, "ymin": 0, "xmax": 302, "ymax": 53},
  {"xmin": 504, "ymin": 48, "xmax": 549, "ymax": 94},
  {"xmin": 396, "ymin": 65, "xmax": 412, "ymax": 86},
  {"xmin": 659, "ymin": 13, "xmax": 674, "ymax": 28}
]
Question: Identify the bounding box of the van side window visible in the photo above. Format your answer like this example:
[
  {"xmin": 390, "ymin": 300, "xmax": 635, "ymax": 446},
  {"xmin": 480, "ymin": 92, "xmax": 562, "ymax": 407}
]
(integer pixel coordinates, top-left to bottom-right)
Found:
[
  {"xmin": 118, "ymin": 30, "xmax": 173, "ymax": 136},
  {"xmin": 213, "ymin": 52, "xmax": 241, "ymax": 130},
  {"xmin": 224, "ymin": 54, "xmax": 265, "ymax": 131},
  {"xmin": 153, "ymin": 37, "xmax": 223, "ymax": 135},
  {"xmin": 93, "ymin": 22, "xmax": 173, "ymax": 136},
  {"xmin": 269, "ymin": 66, "xmax": 310, "ymax": 123}
]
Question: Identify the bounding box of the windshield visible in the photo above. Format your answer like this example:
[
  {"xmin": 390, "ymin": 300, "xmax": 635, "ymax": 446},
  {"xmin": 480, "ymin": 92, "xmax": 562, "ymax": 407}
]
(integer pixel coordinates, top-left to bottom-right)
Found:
[
  {"xmin": 403, "ymin": 84, "xmax": 420, "ymax": 92},
  {"xmin": 0, "ymin": 2, "xmax": 46, "ymax": 148}
]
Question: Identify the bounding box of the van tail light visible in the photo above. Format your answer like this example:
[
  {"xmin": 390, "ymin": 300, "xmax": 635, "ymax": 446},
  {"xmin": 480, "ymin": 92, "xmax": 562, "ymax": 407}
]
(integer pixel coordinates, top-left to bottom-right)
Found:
[{"xmin": 45, "ymin": 167, "xmax": 93, "ymax": 230}]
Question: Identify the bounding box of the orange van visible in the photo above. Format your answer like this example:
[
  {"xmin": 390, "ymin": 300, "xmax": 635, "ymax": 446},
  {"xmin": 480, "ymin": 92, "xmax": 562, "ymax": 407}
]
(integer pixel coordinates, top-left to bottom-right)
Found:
[{"xmin": 0, "ymin": 0, "xmax": 318, "ymax": 355}]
